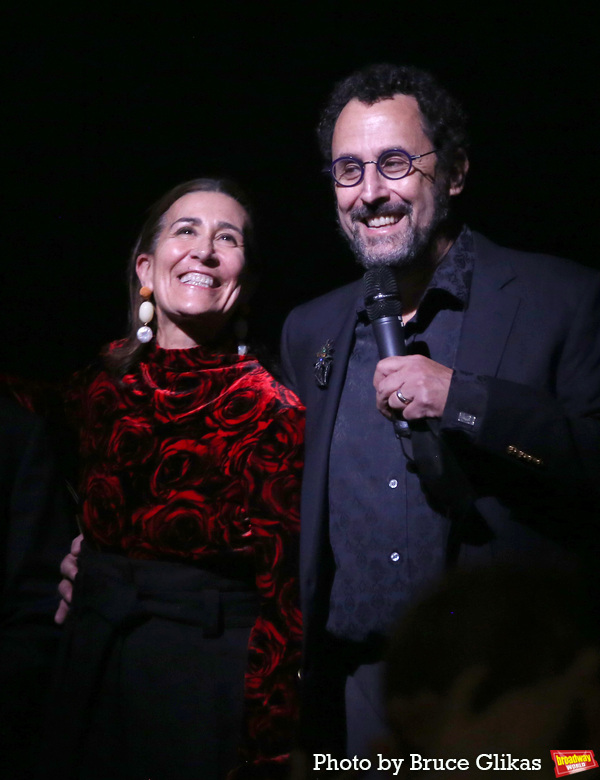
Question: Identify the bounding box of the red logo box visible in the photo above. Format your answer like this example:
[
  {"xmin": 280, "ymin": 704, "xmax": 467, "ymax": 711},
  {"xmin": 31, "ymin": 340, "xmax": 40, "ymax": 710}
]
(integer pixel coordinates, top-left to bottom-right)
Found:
[{"xmin": 551, "ymin": 751, "xmax": 599, "ymax": 777}]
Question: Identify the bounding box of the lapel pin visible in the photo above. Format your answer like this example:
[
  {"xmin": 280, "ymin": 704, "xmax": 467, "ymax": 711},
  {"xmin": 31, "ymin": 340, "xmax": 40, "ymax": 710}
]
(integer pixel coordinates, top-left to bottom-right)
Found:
[{"xmin": 314, "ymin": 339, "xmax": 334, "ymax": 388}]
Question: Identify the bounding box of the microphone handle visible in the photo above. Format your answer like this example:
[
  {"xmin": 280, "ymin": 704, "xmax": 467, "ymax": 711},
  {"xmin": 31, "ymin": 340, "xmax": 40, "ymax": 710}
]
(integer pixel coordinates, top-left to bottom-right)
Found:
[
  {"xmin": 371, "ymin": 316, "xmax": 406, "ymax": 358},
  {"xmin": 371, "ymin": 316, "xmax": 411, "ymax": 437}
]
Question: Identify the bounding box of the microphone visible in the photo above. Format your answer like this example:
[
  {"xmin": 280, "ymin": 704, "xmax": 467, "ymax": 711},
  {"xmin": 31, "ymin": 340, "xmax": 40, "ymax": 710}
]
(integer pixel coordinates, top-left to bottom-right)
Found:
[
  {"xmin": 364, "ymin": 267, "xmax": 410, "ymax": 436},
  {"xmin": 364, "ymin": 266, "xmax": 406, "ymax": 358}
]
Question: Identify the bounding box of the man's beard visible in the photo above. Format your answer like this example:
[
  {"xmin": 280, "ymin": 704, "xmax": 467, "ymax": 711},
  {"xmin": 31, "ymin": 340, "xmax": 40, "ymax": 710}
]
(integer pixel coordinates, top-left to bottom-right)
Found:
[{"xmin": 340, "ymin": 188, "xmax": 450, "ymax": 271}]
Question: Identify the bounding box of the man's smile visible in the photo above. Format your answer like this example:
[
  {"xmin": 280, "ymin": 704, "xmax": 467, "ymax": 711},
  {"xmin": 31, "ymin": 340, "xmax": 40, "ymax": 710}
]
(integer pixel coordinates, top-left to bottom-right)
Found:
[{"xmin": 364, "ymin": 214, "xmax": 403, "ymax": 229}]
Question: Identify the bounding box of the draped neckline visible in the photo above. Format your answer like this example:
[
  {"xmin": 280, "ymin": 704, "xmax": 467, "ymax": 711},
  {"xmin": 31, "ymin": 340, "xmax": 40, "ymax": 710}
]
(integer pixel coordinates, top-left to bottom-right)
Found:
[{"xmin": 136, "ymin": 343, "xmax": 255, "ymax": 397}]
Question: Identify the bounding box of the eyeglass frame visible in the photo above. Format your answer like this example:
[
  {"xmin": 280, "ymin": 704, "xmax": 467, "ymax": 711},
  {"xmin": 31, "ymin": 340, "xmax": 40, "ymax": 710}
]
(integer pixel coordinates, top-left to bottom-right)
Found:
[{"xmin": 326, "ymin": 147, "xmax": 438, "ymax": 187}]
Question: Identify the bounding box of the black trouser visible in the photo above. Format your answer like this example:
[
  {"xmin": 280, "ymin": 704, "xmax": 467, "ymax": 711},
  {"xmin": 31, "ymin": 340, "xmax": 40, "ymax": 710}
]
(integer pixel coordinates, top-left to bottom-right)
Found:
[
  {"xmin": 300, "ymin": 632, "xmax": 388, "ymax": 761},
  {"xmin": 39, "ymin": 544, "xmax": 259, "ymax": 780}
]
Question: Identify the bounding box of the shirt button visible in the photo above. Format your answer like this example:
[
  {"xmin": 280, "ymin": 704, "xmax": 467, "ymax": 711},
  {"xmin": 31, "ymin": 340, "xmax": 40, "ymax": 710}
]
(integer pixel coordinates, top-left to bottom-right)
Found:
[
  {"xmin": 390, "ymin": 551, "xmax": 400, "ymax": 563},
  {"xmin": 388, "ymin": 479, "xmax": 398, "ymax": 489}
]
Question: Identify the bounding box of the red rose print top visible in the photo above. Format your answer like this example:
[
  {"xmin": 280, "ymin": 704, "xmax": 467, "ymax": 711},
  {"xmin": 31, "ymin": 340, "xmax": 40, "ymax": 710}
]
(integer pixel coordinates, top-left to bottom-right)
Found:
[{"xmin": 64, "ymin": 342, "xmax": 305, "ymax": 770}]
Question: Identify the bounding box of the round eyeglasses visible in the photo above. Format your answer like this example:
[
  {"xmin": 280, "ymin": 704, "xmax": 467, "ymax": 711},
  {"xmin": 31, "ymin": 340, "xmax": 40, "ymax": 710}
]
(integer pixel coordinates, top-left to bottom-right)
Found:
[{"xmin": 328, "ymin": 148, "xmax": 438, "ymax": 187}]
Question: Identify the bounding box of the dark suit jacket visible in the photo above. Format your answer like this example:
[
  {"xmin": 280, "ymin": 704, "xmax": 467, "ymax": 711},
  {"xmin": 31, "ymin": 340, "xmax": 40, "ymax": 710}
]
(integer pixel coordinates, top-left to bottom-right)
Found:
[{"xmin": 280, "ymin": 231, "xmax": 600, "ymax": 680}]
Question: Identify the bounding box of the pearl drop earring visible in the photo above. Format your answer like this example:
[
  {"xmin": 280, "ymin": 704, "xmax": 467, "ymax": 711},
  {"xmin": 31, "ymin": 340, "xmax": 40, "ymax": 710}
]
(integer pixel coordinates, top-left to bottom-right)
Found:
[{"xmin": 136, "ymin": 286, "xmax": 155, "ymax": 343}]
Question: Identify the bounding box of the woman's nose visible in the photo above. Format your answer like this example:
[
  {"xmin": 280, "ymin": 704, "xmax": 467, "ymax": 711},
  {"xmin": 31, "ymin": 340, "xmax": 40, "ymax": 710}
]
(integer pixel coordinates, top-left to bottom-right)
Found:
[{"xmin": 192, "ymin": 235, "xmax": 216, "ymax": 262}]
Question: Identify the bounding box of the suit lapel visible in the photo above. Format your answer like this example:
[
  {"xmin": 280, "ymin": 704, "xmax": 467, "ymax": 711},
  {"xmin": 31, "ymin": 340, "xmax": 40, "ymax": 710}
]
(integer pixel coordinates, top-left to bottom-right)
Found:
[
  {"xmin": 300, "ymin": 283, "xmax": 360, "ymax": 618},
  {"xmin": 302, "ymin": 281, "xmax": 361, "ymax": 442},
  {"xmin": 456, "ymin": 233, "xmax": 521, "ymax": 377}
]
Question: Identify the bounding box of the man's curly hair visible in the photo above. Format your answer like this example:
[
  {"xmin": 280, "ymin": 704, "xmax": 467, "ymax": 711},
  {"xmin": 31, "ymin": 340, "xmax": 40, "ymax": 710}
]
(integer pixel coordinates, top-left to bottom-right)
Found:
[{"xmin": 317, "ymin": 63, "xmax": 468, "ymax": 179}]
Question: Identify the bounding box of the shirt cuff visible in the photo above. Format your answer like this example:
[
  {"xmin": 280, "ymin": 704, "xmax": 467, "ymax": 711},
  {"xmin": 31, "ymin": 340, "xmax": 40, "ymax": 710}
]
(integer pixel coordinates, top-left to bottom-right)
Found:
[{"xmin": 440, "ymin": 369, "xmax": 489, "ymax": 438}]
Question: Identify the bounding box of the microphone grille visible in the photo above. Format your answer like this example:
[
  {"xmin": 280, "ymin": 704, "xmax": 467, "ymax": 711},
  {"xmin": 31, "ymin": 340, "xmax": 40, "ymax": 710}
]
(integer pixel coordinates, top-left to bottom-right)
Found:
[{"xmin": 363, "ymin": 267, "xmax": 402, "ymax": 321}]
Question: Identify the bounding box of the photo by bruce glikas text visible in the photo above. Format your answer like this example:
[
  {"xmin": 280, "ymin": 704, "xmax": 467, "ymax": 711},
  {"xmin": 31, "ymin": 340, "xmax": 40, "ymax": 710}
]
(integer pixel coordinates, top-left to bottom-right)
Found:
[{"xmin": 313, "ymin": 753, "xmax": 543, "ymax": 774}]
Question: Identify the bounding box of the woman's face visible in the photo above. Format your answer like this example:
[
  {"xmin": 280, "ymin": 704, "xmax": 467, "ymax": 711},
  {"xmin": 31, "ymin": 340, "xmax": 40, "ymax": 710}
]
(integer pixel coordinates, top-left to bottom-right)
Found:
[{"xmin": 136, "ymin": 191, "xmax": 249, "ymax": 348}]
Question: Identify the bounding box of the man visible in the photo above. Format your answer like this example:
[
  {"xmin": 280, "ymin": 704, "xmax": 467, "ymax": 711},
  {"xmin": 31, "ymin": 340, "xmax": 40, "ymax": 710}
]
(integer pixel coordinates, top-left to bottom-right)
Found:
[{"xmin": 280, "ymin": 63, "xmax": 600, "ymax": 759}]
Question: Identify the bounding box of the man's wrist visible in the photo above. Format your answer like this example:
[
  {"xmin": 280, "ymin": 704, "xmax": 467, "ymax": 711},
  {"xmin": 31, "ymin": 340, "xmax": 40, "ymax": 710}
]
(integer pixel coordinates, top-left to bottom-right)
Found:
[{"xmin": 440, "ymin": 369, "xmax": 488, "ymax": 438}]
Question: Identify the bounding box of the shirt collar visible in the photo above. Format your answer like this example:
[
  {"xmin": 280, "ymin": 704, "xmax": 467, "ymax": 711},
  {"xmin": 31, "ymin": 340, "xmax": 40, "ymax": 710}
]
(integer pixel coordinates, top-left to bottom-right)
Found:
[{"xmin": 422, "ymin": 224, "xmax": 474, "ymax": 307}]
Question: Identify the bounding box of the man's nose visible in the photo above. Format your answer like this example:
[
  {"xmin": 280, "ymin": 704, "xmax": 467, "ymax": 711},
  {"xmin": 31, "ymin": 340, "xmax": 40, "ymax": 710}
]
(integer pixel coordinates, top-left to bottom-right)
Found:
[{"xmin": 359, "ymin": 161, "xmax": 390, "ymax": 204}]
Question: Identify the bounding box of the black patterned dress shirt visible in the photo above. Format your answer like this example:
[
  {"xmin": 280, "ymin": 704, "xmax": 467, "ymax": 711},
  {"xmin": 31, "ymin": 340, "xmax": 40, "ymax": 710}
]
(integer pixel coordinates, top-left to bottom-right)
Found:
[{"xmin": 327, "ymin": 227, "xmax": 475, "ymax": 642}]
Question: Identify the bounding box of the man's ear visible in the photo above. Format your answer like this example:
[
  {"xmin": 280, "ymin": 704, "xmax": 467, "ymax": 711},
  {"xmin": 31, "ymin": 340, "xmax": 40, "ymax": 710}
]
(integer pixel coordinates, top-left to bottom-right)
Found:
[
  {"xmin": 135, "ymin": 253, "xmax": 153, "ymax": 290},
  {"xmin": 449, "ymin": 149, "xmax": 469, "ymax": 196}
]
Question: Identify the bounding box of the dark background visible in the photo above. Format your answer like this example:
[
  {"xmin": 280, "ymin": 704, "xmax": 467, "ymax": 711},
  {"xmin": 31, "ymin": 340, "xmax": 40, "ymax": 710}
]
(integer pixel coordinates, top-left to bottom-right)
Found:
[{"xmin": 3, "ymin": 5, "xmax": 598, "ymax": 379}]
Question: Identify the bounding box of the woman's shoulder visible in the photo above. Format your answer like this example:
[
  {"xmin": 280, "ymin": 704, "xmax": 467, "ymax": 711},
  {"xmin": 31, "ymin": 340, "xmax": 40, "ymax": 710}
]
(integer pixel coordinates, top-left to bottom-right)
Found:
[
  {"xmin": 247, "ymin": 360, "xmax": 305, "ymax": 413},
  {"xmin": 65, "ymin": 354, "xmax": 113, "ymax": 396},
  {"xmin": 240, "ymin": 344, "xmax": 304, "ymax": 411},
  {"xmin": 63, "ymin": 343, "xmax": 132, "ymax": 419}
]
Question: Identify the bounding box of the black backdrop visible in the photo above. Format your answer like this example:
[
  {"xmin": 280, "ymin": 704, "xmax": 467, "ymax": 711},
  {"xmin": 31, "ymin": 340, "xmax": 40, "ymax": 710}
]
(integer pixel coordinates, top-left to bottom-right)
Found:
[{"xmin": 3, "ymin": 6, "xmax": 598, "ymax": 379}]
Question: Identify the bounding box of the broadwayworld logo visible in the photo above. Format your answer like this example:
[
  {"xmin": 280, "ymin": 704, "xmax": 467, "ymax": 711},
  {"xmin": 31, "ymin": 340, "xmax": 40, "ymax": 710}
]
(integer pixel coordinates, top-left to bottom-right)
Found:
[{"xmin": 551, "ymin": 751, "xmax": 599, "ymax": 777}]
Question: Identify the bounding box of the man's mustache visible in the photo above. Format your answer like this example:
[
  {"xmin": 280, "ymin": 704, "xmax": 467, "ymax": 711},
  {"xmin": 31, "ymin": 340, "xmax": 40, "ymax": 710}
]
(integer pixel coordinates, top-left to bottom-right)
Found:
[{"xmin": 350, "ymin": 202, "xmax": 412, "ymax": 224}]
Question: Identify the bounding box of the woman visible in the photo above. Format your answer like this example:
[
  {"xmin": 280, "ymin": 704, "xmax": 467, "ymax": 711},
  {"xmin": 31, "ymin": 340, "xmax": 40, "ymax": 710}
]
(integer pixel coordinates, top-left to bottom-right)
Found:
[{"xmin": 41, "ymin": 178, "xmax": 304, "ymax": 780}]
